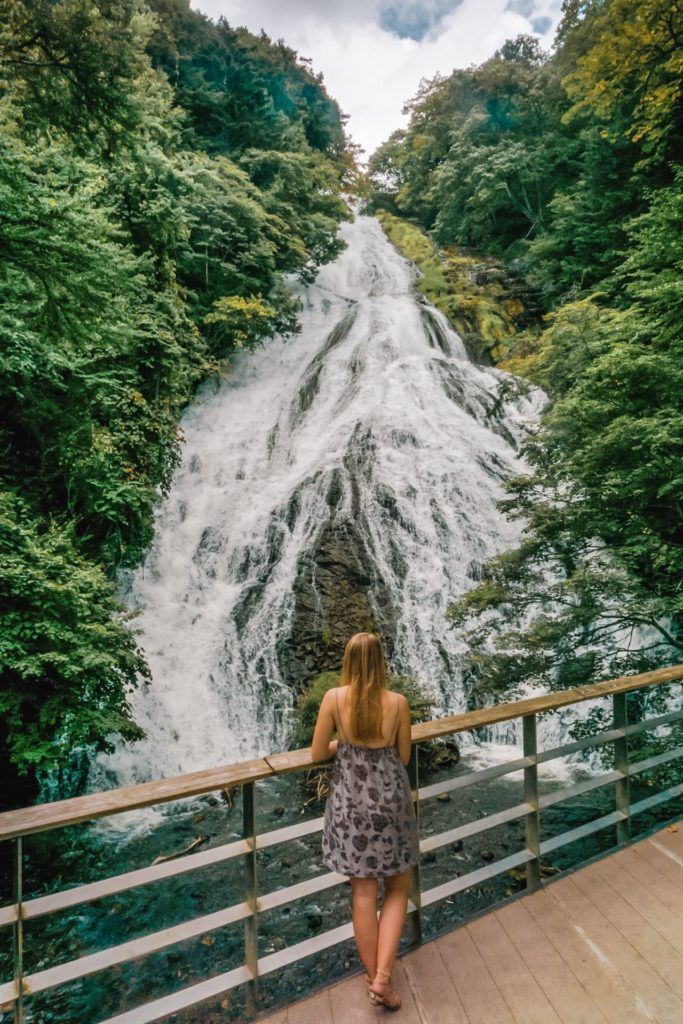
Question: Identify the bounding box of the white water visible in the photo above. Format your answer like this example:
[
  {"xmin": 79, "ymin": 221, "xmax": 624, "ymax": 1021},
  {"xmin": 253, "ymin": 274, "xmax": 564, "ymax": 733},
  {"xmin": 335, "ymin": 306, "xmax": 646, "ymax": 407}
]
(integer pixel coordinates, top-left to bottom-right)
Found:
[{"xmin": 93, "ymin": 215, "xmax": 551, "ymax": 808}]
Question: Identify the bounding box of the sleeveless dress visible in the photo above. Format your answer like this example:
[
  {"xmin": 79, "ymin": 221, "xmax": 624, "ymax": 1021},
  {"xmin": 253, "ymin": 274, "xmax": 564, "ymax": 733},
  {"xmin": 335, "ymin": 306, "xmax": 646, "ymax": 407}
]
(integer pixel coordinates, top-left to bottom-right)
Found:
[{"xmin": 321, "ymin": 689, "xmax": 420, "ymax": 878}]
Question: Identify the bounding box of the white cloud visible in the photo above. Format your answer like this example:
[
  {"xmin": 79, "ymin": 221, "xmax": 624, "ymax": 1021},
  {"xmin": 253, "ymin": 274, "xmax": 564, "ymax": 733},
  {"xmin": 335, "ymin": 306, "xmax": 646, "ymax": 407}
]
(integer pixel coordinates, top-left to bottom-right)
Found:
[{"xmin": 191, "ymin": 0, "xmax": 563, "ymax": 156}]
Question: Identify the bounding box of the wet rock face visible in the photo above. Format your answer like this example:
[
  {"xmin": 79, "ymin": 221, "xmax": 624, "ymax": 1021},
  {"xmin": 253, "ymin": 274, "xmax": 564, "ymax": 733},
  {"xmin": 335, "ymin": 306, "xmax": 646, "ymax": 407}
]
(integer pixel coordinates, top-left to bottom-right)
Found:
[{"xmin": 282, "ymin": 512, "xmax": 398, "ymax": 690}]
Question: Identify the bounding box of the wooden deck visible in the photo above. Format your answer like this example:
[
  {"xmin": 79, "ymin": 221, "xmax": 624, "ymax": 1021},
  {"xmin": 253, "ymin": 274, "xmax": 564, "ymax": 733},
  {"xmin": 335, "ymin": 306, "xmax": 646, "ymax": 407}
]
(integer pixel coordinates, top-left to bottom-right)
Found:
[{"xmin": 259, "ymin": 822, "xmax": 683, "ymax": 1024}]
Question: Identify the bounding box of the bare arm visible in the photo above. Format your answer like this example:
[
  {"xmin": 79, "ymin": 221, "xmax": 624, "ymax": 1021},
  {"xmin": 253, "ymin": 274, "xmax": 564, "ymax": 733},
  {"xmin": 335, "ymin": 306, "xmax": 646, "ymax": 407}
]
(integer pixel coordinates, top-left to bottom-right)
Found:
[
  {"xmin": 310, "ymin": 689, "xmax": 339, "ymax": 763},
  {"xmin": 396, "ymin": 694, "xmax": 412, "ymax": 766}
]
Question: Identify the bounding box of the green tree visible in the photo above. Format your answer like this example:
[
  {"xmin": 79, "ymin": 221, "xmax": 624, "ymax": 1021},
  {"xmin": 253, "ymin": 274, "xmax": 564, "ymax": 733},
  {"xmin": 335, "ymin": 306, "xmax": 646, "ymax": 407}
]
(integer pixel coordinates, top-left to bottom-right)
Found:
[{"xmin": 0, "ymin": 0, "xmax": 351, "ymax": 804}]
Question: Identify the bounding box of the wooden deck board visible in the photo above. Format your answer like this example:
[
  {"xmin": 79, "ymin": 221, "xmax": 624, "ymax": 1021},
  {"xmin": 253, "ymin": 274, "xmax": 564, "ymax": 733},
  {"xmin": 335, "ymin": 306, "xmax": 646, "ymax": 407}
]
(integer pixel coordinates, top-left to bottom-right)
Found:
[
  {"xmin": 259, "ymin": 823, "xmax": 683, "ymax": 1024},
  {"xmin": 400, "ymin": 941, "xmax": 470, "ymax": 1024},
  {"xmin": 549, "ymin": 876, "xmax": 683, "ymax": 1024},
  {"xmin": 495, "ymin": 898, "xmax": 609, "ymax": 1024},
  {"xmin": 466, "ymin": 913, "xmax": 562, "ymax": 1024},
  {"xmin": 524, "ymin": 888, "xmax": 653, "ymax": 1024},
  {"xmin": 628, "ymin": 836, "xmax": 683, "ymax": 895},
  {"xmin": 436, "ymin": 927, "xmax": 515, "ymax": 1024}
]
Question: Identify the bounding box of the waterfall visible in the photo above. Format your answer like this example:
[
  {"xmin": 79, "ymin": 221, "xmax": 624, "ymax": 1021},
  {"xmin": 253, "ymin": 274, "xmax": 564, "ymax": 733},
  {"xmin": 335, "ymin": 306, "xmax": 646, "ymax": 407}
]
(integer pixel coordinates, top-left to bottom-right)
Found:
[{"xmin": 93, "ymin": 215, "xmax": 548, "ymax": 803}]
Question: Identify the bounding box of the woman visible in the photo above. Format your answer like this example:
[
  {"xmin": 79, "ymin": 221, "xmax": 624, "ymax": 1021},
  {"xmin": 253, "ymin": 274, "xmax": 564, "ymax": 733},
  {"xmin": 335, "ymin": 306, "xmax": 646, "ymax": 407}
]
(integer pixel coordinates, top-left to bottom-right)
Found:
[{"xmin": 310, "ymin": 631, "xmax": 419, "ymax": 1010}]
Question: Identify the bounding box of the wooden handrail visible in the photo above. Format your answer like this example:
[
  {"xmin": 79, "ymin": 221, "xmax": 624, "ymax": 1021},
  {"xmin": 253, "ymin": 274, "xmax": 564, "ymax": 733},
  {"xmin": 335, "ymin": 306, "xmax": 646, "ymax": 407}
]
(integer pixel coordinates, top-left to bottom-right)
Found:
[{"xmin": 1, "ymin": 663, "xmax": 681, "ymax": 842}]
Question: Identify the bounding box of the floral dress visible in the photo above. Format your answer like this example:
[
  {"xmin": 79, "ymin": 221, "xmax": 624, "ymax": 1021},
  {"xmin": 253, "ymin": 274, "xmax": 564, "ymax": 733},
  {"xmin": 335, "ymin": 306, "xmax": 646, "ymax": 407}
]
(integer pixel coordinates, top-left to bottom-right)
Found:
[{"xmin": 321, "ymin": 689, "xmax": 420, "ymax": 878}]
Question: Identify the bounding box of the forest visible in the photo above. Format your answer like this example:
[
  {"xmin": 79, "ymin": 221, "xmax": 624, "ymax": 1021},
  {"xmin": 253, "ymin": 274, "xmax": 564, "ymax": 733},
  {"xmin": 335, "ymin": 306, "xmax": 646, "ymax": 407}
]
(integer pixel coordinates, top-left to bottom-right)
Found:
[
  {"xmin": 367, "ymin": 0, "xmax": 683, "ymax": 704},
  {"xmin": 0, "ymin": 0, "xmax": 352, "ymax": 807}
]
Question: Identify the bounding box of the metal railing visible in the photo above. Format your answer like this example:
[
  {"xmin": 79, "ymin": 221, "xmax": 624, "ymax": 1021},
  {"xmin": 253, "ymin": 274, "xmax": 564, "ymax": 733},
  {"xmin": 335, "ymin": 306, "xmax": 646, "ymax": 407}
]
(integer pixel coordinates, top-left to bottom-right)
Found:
[{"xmin": 1, "ymin": 664, "xmax": 682, "ymax": 1023}]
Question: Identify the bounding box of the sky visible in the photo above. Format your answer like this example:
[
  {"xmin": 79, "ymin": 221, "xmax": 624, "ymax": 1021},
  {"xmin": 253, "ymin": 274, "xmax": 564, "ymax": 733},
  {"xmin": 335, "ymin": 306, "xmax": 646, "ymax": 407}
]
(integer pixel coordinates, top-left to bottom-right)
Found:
[{"xmin": 192, "ymin": 0, "xmax": 564, "ymax": 157}]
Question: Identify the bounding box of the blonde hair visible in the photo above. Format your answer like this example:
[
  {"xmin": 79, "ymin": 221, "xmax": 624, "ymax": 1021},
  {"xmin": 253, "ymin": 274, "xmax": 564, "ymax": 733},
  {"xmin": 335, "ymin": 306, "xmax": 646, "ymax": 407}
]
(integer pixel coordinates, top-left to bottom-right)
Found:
[{"xmin": 340, "ymin": 631, "xmax": 387, "ymax": 741}]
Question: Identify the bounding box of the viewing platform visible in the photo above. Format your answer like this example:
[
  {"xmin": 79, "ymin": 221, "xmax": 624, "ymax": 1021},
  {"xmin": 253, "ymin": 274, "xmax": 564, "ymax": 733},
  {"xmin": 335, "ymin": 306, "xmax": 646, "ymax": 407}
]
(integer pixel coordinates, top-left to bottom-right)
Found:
[
  {"xmin": 1, "ymin": 664, "xmax": 682, "ymax": 1024},
  {"xmin": 260, "ymin": 823, "xmax": 683, "ymax": 1024}
]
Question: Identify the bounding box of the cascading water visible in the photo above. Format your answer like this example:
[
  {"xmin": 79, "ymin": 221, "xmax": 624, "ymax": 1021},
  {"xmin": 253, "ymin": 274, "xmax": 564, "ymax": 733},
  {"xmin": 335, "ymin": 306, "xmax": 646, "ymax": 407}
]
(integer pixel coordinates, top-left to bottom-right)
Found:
[{"xmin": 93, "ymin": 214, "xmax": 552, "ymax": 811}]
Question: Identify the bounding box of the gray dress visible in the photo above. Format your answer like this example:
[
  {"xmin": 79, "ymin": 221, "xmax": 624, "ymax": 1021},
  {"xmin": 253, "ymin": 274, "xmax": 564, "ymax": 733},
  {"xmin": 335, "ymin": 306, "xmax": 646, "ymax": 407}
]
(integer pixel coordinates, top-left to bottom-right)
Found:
[{"xmin": 321, "ymin": 689, "xmax": 420, "ymax": 878}]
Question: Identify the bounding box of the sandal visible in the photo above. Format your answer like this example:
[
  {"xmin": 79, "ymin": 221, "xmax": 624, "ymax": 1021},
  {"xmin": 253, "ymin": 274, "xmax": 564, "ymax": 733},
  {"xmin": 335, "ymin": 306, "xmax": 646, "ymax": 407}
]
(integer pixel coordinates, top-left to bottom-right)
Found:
[{"xmin": 368, "ymin": 969, "xmax": 401, "ymax": 1011}]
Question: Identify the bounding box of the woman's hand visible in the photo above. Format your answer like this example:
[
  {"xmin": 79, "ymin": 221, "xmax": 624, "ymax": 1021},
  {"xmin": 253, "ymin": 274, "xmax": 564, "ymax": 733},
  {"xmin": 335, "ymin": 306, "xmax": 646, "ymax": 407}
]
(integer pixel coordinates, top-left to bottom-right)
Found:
[{"xmin": 310, "ymin": 689, "xmax": 337, "ymax": 762}]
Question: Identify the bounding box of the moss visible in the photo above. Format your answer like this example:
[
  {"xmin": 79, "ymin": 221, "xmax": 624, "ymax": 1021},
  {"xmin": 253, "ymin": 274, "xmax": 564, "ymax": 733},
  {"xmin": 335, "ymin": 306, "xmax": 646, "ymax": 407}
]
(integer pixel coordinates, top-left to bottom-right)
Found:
[{"xmin": 375, "ymin": 209, "xmax": 537, "ymax": 365}]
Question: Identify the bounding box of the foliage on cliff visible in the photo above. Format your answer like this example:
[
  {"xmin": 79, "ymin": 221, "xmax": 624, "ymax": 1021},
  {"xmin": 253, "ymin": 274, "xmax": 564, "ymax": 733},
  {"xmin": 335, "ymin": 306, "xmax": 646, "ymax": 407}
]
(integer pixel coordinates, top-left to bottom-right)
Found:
[
  {"xmin": 375, "ymin": 210, "xmax": 534, "ymax": 362},
  {"xmin": 369, "ymin": 1, "xmax": 683, "ymax": 697},
  {"xmin": 0, "ymin": 0, "xmax": 351, "ymax": 801}
]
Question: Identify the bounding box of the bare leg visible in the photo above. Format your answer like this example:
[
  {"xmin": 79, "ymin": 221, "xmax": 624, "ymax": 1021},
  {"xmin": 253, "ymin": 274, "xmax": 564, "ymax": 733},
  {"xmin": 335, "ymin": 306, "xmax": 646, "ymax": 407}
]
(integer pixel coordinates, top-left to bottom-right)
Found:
[
  {"xmin": 350, "ymin": 876, "xmax": 378, "ymax": 981},
  {"xmin": 370, "ymin": 870, "xmax": 411, "ymax": 1008}
]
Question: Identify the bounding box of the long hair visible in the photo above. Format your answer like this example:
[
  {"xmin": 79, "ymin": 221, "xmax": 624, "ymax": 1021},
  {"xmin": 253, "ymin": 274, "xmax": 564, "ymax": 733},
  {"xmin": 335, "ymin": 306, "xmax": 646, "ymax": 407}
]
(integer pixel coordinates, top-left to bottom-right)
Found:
[{"xmin": 340, "ymin": 632, "xmax": 387, "ymax": 741}]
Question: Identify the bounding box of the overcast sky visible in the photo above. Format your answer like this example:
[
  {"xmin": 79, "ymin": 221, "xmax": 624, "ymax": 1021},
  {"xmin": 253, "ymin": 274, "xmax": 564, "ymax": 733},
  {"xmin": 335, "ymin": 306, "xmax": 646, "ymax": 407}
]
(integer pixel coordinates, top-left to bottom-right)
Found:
[{"xmin": 192, "ymin": 0, "xmax": 564, "ymax": 157}]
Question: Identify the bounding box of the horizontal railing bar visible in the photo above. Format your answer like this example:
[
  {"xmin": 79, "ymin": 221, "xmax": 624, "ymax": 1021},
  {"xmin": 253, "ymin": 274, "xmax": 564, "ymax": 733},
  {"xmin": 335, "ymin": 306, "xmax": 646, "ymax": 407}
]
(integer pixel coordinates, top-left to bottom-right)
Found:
[
  {"xmin": 97, "ymin": 921, "xmax": 358, "ymax": 1024},
  {"xmin": 0, "ymin": 979, "xmax": 17, "ymax": 1006},
  {"xmin": 630, "ymin": 781, "xmax": 683, "ymax": 817},
  {"xmin": 258, "ymin": 921, "xmax": 355, "ymax": 976},
  {"xmin": 7, "ymin": 900, "xmax": 252, "ymax": 999},
  {"xmin": 418, "ymin": 756, "xmax": 534, "ymax": 802},
  {"xmin": 258, "ymin": 871, "xmax": 346, "ymax": 913},
  {"xmin": 536, "ymin": 727, "xmax": 626, "ymax": 764},
  {"xmin": 410, "ymin": 666, "xmax": 683, "ymax": 745},
  {"xmin": 421, "ymin": 848, "xmax": 535, "ymax": 908},
  {"xmin": 0, "ymin": 905, "xmax": 15, "ymax": 928},
  {"xmin": 420, "ymin": 802, "xmax": 533, "ymax": 854},
  {"xmin": 1, "ymin": 665, "xmax": 681, "ymax": 841},
  {"xmin": 538, "ymin": 770, "xmax": 624, "ymax": 810},
  {"xmin": 0, "ymin": 819, "xmax": 329, "ymax": 929},
  {"xmin": 628, "ymin": 707, "xmax": 683, "ymax": 735},
  {"xmin": 256, "ymin": 815, "xmax": 325, "ymax": 850},
  {"xmin": 0, "ymin": 758, "xmax": 275, "ymax": 843},
  {"xmin": 0, "ymin": 837, "xmax": 249, "ymax": 928},
  {"xmin": 97, "ymin": 964, "xmax": 253, "ymax": 1024},
  {"xmin": 629, "ymin": 745, "xmax": 683, "ymax": 777},
  {"xmin": 539, "ymin": 810, "xmax": 626, "ymax": 854}
]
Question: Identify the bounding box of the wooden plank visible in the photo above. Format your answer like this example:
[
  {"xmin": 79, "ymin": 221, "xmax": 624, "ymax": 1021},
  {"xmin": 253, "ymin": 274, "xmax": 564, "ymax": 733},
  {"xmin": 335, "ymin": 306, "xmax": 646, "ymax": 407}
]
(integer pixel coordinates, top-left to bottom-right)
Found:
[
  {"xmin": 467, "ymin": 913, "xmax": 562, "ymax": 1024},
  {"xmin": 264, "ymin": 750, "xmax": 314, "ymax": 775},
  {"xmin": 410, "ymin": 665, "xmax": 683, "ymax": 744},
  {"xmin": 328, "ymin": 972, "xmax": 380, "ymax": 1023},
  {"xmin": 1, "ymin": 667, "xmax": 681, "ymax": 839},
  {"xmin": 436, "ymin": 926, "xmax": 516, "ymax": 1024},
  {"xmin": 615, "ymin": 845, "xmax": 683, "ymax": 919},
  {"xmin": 550, "ymin": 876, "xmax": 683, "ymax": 1024},
  {"xmin": 256, "ymin": 1009, "xmax": 288, "ymax": 1024},
  {"xmin": 0, "ymin": 757, "xmax": 274, "ymax": 841},
  {"xmin": 631, "ymin": 834, "xmax": 683, "ymax": 888},
  {"xmin": 385, "ymin": 960, "xmax": 423, "ymax": 1024},
  {"xmin": 287, "ymin": 988, "xmax": 332, "ymax": 1024},
  {"xmin": 650, "ymin": 823, "xmax": 683, "ymax": 855},
  {"xmin": 647, "ymin": 834, "xmax": 683, "ymax": 872},
  {"xmin": 523, "ymin": 888, "xmax": 655, "ymax": 1024},
  {"xmin": 573, "ymin": 862, "xmax": 683, "ymax": 998},
  {"xmin": 401, "ymin": 940, "xmax": 470, "ymax": 1024},
  {"xmin": 495, "ymin": 899, "xmax": 608, "ymax": 1024},
  {"xmin": 585, "ymin": 856, "xmax": 683, "ymax": 953}
]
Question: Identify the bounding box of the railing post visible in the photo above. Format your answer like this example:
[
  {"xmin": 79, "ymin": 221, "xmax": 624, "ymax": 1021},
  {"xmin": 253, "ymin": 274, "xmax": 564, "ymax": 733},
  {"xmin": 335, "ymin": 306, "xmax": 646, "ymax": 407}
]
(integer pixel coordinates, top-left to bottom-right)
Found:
[
  {"xmin": 613, "ymin": 692, "xmax": 631, "ymax": 843},
  {"xmin": 406, "ymin": 743, "xmax": 422, "ymax": 947},
  {"xmin": 242, "ymin": 782, "xmax": 259, "ymax": 1013},
  {"xmin": 13, "ymin": 837, "xmax": 24, "ymax": 1024},
  {"xmin": 523, "ymin": 714, "xmax": 541, "ymax": 890}
]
